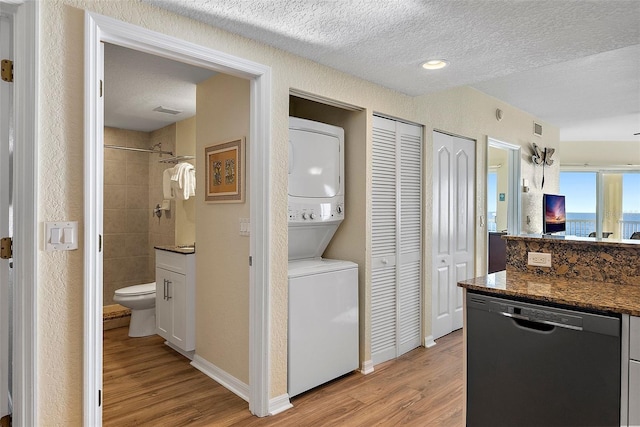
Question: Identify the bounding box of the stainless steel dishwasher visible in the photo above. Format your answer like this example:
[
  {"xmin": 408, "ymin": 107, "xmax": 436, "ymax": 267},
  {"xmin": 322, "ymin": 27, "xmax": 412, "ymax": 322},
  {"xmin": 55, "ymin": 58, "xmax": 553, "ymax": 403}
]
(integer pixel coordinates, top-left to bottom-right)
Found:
[{"xmin": 466, "ymin": 291, "xmax": 621, "ymax": 427}]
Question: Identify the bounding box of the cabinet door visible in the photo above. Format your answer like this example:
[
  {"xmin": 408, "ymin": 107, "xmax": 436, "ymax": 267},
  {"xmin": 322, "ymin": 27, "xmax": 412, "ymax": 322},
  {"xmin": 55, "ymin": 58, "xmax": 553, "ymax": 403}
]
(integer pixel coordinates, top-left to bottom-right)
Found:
[
  {"xmin": 630, "ymin": 316, "xmax": 640, "ymax": 360},
  {"xmin": 166, "ymin": 270, "xmax": 192, "ymax": 350},
  {"xmin": 630, "ymin": 360, "xmax": 640, "ymax": 425},
  {"xmin": 155, "ymin": 268, "xmax": 172, "ymax": 340}
]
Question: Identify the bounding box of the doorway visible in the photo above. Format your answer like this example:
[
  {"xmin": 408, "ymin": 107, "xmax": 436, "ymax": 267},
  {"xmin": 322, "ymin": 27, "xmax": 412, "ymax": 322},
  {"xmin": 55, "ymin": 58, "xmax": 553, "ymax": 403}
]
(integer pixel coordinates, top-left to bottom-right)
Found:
[
  {"xmin": 487, "ymin": 138, "xmax": 521, "ymax": 273},
  {"xmin": 84, "ymin": 12, "xmax": 273, "ymax": 424}
]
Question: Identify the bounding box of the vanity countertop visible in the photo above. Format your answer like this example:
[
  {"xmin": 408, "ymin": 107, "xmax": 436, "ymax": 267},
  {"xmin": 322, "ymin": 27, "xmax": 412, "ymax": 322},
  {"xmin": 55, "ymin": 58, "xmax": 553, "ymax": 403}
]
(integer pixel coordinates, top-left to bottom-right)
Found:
[
  {"xmin": 154, "ymin": 245, "xmax": 195, "ymax": 254},
  {"xmin": 458, "ymin": 270, "xmax": 640, "ymax": 316}
]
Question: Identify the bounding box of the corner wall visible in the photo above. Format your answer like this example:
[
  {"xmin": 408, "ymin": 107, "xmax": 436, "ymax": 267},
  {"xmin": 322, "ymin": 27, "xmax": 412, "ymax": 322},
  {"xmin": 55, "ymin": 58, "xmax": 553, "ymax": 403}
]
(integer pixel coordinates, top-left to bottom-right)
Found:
[{"xmin": 195, "ymin": 73, "xmax": 251, "ymax": 383}]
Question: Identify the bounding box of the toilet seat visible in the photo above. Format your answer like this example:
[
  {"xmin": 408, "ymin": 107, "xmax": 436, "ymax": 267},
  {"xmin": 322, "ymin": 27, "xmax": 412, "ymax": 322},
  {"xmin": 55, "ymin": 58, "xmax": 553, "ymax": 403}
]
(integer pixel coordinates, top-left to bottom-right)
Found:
[{"xmin": 114, "ymin": 282, "xmax": 155, "ymax": 297}]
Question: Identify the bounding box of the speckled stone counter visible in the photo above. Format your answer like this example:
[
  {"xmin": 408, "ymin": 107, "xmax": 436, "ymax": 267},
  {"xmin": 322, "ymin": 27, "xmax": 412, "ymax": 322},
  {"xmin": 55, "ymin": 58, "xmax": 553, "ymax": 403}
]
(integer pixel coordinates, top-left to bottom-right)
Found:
[
  {"xmin": 458, "ymin": 270, "xmax": 640, "ymax": 316},
  {"xmin": 504, "ymin": 234, "xmax": 640, "ymax": 286},
  {"xmin": 154, "ymin": 245, "xmax": 195, "ymax": 254}
]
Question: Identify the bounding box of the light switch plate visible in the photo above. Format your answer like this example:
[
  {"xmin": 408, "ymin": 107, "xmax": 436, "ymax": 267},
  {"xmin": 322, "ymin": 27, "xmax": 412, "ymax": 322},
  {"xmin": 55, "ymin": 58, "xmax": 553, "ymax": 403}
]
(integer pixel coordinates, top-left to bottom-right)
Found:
[{"xmin": 45, "ymin": 221, "xmax": 78, "ymax": 251}]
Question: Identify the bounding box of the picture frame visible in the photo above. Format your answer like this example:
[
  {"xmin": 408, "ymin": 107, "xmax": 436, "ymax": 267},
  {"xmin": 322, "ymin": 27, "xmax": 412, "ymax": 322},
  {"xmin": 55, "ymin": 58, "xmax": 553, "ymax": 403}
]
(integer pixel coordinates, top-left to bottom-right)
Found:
[{"xmin": 204, "ymin": 137, "xmax": 245, "ymax": 203}]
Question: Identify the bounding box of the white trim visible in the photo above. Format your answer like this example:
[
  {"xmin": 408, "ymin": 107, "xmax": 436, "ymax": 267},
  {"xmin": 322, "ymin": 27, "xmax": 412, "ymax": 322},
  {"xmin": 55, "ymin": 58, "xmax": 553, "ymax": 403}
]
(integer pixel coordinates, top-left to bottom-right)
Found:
[
  {"xmin": 268, "ymin": 394, "xmax": 293, "ymax": 416},
  {"xmin": 164, "ymin": 341, "xmax": 194, "ymax": 361},
  {"xmin": 11, "ymin": 1, "xmax": 38, "ymax": 425},
  {"xmin": 360, "ymin": 360, "xmax": 374, "ymax": 375},
  {"xmin": 423, "ymin": 335, "xmax": 436, "ymax": 348},
  {"xmin": 191, "ymin": 355, "xmax": 250, "ymax": 402},
  {"xmin": 487, "ymin": 137, "xmax": 522, "ymax": 236},
  {"xmin": 84, "ymin": 12, "xmax": 275, "ymax": 423}
]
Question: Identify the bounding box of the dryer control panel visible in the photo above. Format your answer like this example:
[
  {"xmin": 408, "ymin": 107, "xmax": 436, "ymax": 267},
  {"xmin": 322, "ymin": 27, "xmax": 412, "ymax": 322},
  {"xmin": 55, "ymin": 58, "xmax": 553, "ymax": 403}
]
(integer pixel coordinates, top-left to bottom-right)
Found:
[{"xmin": 288, "ymin": 200, "xmax": 344, "ymax": 223}]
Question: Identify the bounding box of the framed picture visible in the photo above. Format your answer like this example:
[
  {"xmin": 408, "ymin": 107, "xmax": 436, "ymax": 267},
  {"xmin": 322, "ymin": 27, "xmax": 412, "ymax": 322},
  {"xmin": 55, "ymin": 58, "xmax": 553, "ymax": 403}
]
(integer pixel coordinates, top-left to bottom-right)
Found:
[{"xmin": 204, "ymin": 137, "xmax": 245, "ymax": 203}]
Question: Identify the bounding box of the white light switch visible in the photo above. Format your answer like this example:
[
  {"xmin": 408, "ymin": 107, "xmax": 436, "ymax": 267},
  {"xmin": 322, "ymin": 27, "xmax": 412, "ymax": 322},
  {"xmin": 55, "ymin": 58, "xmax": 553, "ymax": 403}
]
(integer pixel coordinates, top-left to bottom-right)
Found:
[
  {"xmin": 45, "ymin": 221, "xmax": 78, "ymax": 251},
  {"xmin": 239, "ymin": 218, "xmax": 250, "ymax": 237}
]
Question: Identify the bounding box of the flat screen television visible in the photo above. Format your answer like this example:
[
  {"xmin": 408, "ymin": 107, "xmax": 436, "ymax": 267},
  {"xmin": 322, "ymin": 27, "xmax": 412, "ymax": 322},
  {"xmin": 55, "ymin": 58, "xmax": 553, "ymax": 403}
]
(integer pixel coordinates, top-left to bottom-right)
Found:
[{"xmin": 543, "ymin": 193, "xmax": 566, "ymax": 234}]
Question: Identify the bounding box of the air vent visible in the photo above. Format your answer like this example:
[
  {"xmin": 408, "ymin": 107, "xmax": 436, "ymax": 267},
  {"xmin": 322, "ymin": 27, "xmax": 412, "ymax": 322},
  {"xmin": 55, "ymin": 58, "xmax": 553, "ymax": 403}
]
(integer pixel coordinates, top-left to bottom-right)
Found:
[
  {"xmin": 533, "ymin": 122, "xmax": 543, "ymax": 137},
  {"xmin": 153, "ymin": 106, "xmax": 182, "ymax": 115}
]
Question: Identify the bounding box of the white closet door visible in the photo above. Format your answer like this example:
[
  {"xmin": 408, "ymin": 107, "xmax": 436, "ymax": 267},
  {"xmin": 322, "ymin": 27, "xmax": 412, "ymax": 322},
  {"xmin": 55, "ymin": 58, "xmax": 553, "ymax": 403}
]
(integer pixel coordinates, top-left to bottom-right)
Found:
[
  {"xmin": 371, "ymin": 117, "xmax": 398, "ymax": 364},
  {"xmin": 371, "ymin": 116, "xmax": 422, "ymax": 365},
  {"xmin": 398, "ymin": 125, "xmax": 422, "ymax": 355},
  {"xmin": 432, "ymin": 131, "xmax": 475, "ymax": 340}
]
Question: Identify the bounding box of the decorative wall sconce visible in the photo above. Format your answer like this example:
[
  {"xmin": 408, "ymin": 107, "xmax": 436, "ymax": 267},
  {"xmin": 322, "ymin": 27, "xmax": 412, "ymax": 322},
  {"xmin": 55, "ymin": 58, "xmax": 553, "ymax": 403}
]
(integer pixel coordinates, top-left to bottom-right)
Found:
[{"xmin": 531, "ymin": 143, "xmax": 555, "ymax": 188}]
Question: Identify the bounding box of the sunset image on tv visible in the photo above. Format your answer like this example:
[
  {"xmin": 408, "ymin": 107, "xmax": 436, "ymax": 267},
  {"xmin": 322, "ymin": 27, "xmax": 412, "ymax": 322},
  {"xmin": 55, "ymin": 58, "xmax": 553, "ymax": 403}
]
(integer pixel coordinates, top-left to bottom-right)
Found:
[{"xmin": 544, "ymin": 194, "xmax": 567, "ymax": 233}]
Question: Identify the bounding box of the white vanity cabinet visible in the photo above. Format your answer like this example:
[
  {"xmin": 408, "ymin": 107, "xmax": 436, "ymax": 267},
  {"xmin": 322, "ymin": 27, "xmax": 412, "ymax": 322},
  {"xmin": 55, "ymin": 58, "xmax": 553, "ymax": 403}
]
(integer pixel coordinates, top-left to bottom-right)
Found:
[
  {"xmin": 155, "ymin": 249, "xmax": 195, "ymax": 352},
  {"xmin": 629, "ymin": 316, "xmax": 640, "ymax": 425}
]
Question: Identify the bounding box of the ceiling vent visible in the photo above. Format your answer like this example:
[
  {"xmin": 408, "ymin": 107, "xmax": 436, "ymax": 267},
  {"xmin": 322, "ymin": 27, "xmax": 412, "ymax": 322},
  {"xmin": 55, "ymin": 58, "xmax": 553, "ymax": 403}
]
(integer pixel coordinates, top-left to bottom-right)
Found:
[
  {"xmin": 533, "ymin": 122, "xmax": 543, "ymax": 137},
  {"xmin": 153, "ymin": 106, "xmax": 182, "ymax": 115}
]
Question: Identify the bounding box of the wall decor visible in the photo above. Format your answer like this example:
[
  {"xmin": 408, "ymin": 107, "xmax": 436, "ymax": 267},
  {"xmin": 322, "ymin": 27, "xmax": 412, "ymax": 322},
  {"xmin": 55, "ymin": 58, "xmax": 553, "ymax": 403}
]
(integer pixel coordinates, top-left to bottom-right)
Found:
[
  {"xmin": 205, "ymin": 137, "xmax": 245, "ymax": 203},
  {"xmin": 531, "ymin": 143, "xmax": 555, "ymax": 189}
]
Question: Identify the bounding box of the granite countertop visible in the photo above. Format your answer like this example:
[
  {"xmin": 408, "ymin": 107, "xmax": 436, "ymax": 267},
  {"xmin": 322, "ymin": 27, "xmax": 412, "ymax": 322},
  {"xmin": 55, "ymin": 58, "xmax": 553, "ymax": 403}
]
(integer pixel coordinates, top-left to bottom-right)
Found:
[
  {"xmin": 504, "ymin": 234, "xmax": 640, "ymax": 249},
  {"xmin": 458, "ymin": 270, "xmax": 640, "ymax": 316},
  {"xmin": 154, "ymin": 245, "xmax": 195, "ymax": 254}
]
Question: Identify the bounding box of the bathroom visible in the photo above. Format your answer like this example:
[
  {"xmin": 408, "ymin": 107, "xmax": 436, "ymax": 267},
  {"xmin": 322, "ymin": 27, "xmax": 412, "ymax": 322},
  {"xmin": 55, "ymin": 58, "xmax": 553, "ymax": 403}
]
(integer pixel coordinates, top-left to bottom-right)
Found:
[
  {"xmin": 102, "ymin": 118, "xmax": 196, "ymax": 328},
  {"xmin": 99, "ymin": 41, "xmax": 253, "ymax": 422}
]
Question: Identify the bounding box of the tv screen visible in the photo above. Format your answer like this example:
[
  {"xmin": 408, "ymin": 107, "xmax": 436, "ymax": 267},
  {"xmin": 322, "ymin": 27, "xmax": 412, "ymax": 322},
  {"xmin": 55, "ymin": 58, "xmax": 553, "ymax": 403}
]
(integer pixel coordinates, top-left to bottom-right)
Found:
[{"xmin": 543, "ymin": 194, "xmax": 566, "ymax": 234}]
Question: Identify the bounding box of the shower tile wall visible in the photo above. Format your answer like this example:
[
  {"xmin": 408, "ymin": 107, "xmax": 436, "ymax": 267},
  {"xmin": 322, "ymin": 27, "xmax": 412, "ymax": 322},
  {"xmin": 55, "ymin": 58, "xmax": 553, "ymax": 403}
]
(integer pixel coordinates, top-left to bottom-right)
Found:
[
  {"xmin": 149, "ymin": 124, "xmax": 177, "ymax": 277},
  {"xmin": 103, "ymin": 126, "xmax": 176, "ymax": 305}
]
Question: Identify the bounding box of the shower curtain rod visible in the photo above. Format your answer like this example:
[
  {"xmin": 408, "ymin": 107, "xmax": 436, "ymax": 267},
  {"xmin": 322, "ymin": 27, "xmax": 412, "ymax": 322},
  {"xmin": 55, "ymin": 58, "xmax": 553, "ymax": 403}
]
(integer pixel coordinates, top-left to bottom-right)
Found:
[{"xmin": 104, "ymin": 144, "xmax": 173, "ymax": 156}]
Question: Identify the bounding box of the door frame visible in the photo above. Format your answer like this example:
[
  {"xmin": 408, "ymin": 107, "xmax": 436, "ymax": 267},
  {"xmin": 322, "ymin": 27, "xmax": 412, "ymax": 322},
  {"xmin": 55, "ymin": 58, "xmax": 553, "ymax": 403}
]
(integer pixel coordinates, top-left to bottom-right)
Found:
[
  {"xmin": 487, "ymin": 137, "xmax": 521, "ymax": 236},
  {"xmin": 0, "ymin": 0, "xmax": 39, "ymax": 425},
  {"xmin": 84, "ymin": 12, "xmax": 273, "ymax": 424}
]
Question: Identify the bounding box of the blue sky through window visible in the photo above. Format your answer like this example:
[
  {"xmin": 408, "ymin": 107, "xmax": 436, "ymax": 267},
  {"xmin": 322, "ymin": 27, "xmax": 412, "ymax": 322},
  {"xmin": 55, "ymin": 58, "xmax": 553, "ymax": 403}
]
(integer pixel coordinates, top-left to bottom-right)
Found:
[{"xmin": 560, "ymin": 172, "xmax": 640, "ymax": 213}]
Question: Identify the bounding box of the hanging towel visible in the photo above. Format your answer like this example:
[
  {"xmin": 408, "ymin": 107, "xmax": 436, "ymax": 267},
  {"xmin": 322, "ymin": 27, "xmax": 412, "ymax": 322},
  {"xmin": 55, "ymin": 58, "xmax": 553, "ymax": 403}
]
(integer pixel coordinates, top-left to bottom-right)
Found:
[
  {"xmin": 170, "ymin": 162, "xmax": 196, "ymax": 200},
  {"xmin": 162, "ymin": 167, "xmax": 176, "ymax": 200}
]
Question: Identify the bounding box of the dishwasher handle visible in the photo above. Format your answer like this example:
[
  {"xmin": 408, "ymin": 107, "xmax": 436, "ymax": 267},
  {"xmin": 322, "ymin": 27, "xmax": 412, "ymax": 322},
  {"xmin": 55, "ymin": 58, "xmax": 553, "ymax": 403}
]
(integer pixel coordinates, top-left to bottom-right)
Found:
[{"xmin": 499, "ymin": 311, "xmax": 583, "ymax": 332}]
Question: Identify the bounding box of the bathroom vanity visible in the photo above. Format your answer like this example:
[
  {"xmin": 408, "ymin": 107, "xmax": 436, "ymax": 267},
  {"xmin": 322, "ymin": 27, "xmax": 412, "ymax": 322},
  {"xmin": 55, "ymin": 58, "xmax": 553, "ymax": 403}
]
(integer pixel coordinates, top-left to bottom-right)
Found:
[{"xmin": 155, "ymin": 247, "xmax": 196, "ymax": 355}]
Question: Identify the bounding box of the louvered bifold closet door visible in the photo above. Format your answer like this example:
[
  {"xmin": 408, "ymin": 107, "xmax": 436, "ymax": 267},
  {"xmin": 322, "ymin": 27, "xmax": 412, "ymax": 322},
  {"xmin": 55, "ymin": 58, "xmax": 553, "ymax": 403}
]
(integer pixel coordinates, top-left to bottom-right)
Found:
[
  {"xmin": 371, "ymin": 116, "xmax": 423, "ymax": 365},
  {"xmin": 371, "ymin": 116, "xmax": 398, "ymax": 365},
  {"xmin": 398, "ymin": 124, "xmax": 422, "ymax": 356}
]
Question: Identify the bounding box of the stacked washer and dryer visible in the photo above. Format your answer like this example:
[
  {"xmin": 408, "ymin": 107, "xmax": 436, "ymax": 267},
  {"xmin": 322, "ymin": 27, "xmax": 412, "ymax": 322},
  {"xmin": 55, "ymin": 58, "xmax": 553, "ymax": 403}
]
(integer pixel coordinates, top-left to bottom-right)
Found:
[{"xmin": 287, "ymin": 117, "xmax": 359, "ymax": 397}]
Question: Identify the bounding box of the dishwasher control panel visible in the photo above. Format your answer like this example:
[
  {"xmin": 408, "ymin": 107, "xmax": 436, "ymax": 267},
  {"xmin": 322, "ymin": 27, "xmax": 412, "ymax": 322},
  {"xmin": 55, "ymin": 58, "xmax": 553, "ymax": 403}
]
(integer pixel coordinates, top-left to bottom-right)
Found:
[
  {"xmin": 467, "ymin": 293, "xmax": 586, "ymax": 330},
  {"xmin": 501, "ymin": 303, "xmax": 583, "ymax": 329}
]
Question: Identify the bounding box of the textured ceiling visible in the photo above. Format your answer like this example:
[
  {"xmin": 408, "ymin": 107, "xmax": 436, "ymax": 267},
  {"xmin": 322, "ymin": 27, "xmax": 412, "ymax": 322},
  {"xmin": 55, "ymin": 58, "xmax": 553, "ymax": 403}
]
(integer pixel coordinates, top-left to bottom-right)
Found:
[
  {"xmin": 104, "ymin": 43, "xmax": 215, "ymax": 132},
  {"xmin": 111, "ymin": 0, "xmax": 640, "ymax": 141}
]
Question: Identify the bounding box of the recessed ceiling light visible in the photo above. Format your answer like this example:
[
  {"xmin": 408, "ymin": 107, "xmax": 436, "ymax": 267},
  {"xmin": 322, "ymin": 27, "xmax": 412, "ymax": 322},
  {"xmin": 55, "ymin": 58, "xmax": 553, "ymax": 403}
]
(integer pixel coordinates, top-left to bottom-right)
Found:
[{"xmin": 422, "ymin": 59, "xmax": 449, "ymax": 70}]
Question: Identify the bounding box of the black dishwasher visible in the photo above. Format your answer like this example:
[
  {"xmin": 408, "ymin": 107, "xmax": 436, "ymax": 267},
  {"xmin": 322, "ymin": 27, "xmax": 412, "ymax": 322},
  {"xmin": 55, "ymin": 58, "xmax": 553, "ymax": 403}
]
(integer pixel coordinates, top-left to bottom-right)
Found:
[{"xmin": 466, "ymin": 291, "xmax": 621, "ymax": 427}]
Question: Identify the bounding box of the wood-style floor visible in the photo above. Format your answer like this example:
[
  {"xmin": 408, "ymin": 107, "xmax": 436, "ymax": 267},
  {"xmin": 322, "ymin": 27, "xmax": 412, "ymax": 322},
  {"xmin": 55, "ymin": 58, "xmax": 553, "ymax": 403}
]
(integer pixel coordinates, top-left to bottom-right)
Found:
[{"xmin": 103, "ymin": 327, "xmax": 463, "ymax": 426}]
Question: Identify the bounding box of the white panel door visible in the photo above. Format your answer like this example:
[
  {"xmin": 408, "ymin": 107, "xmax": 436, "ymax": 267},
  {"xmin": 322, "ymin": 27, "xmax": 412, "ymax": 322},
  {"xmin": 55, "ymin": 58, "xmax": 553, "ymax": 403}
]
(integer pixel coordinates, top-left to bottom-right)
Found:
[
  {"xmin": 432, "ymin": 131, "xmax": 475, "ymax": 340},
  {"xmin": 371, "ymin": 116, "xmax": 422, "ymax": 365}
]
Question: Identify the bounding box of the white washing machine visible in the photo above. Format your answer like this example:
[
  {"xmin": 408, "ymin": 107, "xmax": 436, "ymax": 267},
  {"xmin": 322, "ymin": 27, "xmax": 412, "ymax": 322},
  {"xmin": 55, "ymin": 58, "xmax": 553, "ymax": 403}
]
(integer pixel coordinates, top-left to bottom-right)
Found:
[{"xmin": 287, "ymin": 117, "xmax": 359, "ymax": 397}]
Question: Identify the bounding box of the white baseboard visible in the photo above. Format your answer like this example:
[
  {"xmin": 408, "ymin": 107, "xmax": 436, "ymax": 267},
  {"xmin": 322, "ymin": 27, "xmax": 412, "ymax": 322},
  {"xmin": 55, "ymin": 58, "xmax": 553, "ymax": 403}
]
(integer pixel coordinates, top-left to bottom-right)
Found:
[
  {"xmin": 269, "ymin": 393, "xmax": 293, "ymax": 416},
  {"xmin": 360, "ymin": 359, "xmax": 374, "ymax": 375},
  {"xmin": 191, "ymin": 354, "xmax": 250, "ymax": 402},
  {"xmin": 424, "ymin": 335, "xmax": 437, "ymax": 348},
  {"xmin": 164, "ymin": 341, "xmax": 195, "ymax": 360}
]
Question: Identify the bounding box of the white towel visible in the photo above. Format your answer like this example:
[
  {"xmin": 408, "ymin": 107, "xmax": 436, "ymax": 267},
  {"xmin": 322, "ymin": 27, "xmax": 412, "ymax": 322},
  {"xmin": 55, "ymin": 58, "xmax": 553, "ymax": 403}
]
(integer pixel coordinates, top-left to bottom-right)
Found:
[
  {"xmin": 170, "ymin": 162, "xmax": 196, "ymax": 200},
  {"xmin": 162, "ymin": 167, "xmax": 176, "ymax": 200}
]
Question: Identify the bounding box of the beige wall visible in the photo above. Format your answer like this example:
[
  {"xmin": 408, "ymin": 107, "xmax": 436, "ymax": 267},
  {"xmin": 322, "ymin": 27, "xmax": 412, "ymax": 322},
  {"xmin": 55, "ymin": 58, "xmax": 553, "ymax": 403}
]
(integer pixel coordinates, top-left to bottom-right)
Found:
[
  {"xmin": 560, "ymin": 140, "xmax": 640, "ymax": 167},
  {"xmin": 195, "ymin": 73, "xmax": 251, "ymax": 382},
  {"xmin": 38, "ymin": 1, "xmax": 559, "ymax": 422},
  {"xmin": 175, "ymin": 117, "xmax": 196, "ymax": 245}
]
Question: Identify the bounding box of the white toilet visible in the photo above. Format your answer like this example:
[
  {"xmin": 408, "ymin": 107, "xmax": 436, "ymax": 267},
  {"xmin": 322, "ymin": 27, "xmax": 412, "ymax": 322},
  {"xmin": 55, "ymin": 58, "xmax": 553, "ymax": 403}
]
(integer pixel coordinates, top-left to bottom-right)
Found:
[{"xmin": 113, "ymin": 282, "xmax": 156, "ymax": 337}]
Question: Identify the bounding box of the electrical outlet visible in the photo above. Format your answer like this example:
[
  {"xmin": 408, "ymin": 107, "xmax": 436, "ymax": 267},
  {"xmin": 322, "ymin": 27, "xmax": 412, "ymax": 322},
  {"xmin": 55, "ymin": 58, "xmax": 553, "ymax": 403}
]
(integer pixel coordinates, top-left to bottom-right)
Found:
[{"xmin": 528, "ymin": 252, "xmax": 551, "ymax": 267}]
